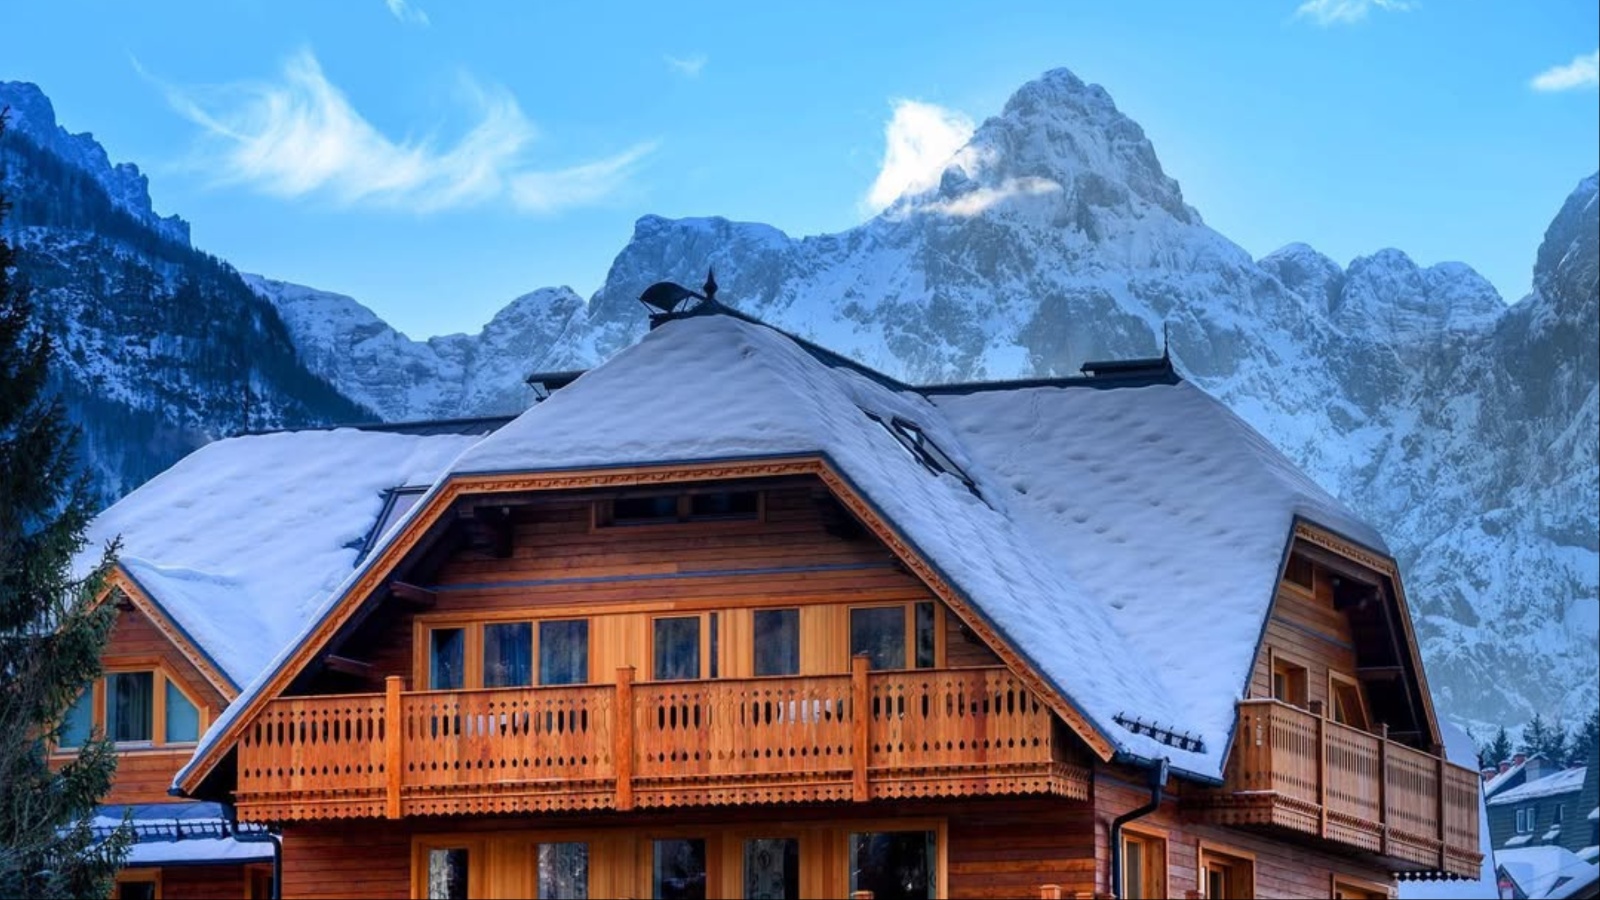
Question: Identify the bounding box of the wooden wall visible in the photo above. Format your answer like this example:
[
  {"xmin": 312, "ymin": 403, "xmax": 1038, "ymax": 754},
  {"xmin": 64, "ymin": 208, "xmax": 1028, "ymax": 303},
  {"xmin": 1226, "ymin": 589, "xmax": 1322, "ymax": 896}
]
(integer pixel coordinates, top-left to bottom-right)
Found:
[
  {"xmin": 155, "ymin": 864, "xmax": 252, "ymax": 900},
  {"xmin": 1247, "ymin": 566, "xmax": 1359, "ymax": 713},
  {"xmin": 324, "ymin": 484, "xmax": 1001, "ymax": 692}
]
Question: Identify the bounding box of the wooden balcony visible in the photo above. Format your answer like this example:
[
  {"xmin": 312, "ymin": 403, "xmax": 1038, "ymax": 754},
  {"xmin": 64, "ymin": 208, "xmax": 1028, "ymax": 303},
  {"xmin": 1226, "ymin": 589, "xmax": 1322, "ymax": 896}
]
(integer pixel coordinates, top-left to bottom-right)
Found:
[
  {"xmin": 232, "ymin": 664, "xmax": 1087, "ymax": 823},
  {"xmin": 1188, "ymin": 699, "xmax": 1482, "ymax": 879}
]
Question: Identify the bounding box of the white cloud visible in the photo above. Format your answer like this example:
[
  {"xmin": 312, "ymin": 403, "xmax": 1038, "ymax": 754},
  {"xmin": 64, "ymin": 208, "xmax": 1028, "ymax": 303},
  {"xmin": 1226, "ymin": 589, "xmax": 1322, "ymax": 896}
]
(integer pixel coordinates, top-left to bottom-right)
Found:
[
  {"xmin": 861, "ymin": 99, "xmax": 975, "ymax": 216},
  {"xmin": 385, "ymin": 0, "xmax": 429, "ymax": 26},
  {"xmin": 912, "ymin": 177, "xmax": 1063, "ymax": 218},
  {"xmin": 664, "ymin": 54, "xmax": 707, "ymax": 78},
  {"xmin": 149, "ymin": 49, "xmax": 654, "ymax": 214},
  {"xmin": 1531, "ymin": 50, "xmax": 1600, "ymax": 92},
  {"xmin": 1293, "ymin": 0, "xmax": 1411, "ymax": 26}
]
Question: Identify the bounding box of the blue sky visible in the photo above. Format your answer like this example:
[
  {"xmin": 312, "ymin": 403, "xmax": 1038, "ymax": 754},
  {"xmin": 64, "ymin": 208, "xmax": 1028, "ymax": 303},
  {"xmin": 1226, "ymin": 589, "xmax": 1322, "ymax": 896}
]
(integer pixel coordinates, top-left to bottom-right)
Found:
[{"xmin": 4, "ymin": 0, "xmax": 1596, "ymax": 337}]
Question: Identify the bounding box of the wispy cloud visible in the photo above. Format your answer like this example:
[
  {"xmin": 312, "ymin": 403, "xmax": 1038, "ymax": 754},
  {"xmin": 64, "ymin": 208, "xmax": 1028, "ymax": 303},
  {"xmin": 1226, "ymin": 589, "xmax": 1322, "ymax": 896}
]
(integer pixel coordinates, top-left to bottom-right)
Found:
[
  {"xmin": 145, "ymin": 49, "xmax": 654, "ymax": 214},
  {"xmin": 385, "ymin": 0, "xmax": 429, "ymax": 26},
  {"xmin": 664, "ymin": 54, "xmax": 707, "ymax": 78},
  {"xmin": 912, "ymin": 177, "xmax": 1063, "ymax": 218},
  {"xmin": 1531, "ymin": 50, "xmax": 1600, "ymax": 92},
  {"xmin": 1293, "ymin": 0, "xmax": 1411, "ymax": 26},
  {"xmin": 861, "ymin": 99, "xmax": 975, "ymax": 216}
]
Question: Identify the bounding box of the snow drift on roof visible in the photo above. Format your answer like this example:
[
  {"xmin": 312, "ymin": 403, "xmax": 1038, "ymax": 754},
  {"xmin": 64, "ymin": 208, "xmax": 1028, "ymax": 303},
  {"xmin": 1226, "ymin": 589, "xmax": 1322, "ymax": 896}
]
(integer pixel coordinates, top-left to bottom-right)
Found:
[
  {"xmin": 1497, "ymin": 846, "xmax": 1598, "ymax": 900},
  {"xmin": 78, "ymin": 427, "xmax": 486, "ymax": 688},
  {"xmin": 1490, "ymin": 766, "xmax": 1588, "ymax": 806}
]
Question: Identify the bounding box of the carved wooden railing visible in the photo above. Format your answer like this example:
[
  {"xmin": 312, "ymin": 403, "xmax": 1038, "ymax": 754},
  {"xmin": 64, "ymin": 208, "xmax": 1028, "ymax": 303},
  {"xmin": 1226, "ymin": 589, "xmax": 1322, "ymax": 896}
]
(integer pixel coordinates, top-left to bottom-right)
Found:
[
  {"xmin": 1209, "ymin": 699, "xmax": 1481, "ymax": 878},
  {"xmin": 234, "ymin": 663, "xmax": 1084, "ymax": 822}
]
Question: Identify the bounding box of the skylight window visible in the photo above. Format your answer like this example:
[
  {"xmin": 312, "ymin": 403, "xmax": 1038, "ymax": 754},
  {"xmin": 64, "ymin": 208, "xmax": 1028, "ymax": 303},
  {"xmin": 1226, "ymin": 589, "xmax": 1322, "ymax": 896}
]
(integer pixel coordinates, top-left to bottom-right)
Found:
[
  {"xmin": 358, "ymin": 486, "xmax": 429, "ymax": 561},
  {"xmin": 862, "ymin": 410, "xmax": 979, "ymax": 496}
]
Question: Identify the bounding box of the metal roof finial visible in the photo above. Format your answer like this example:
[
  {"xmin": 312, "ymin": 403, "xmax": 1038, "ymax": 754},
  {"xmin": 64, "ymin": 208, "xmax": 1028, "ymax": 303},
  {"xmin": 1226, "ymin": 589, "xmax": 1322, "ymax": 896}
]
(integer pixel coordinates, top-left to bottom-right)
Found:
[{"xmin": 703, "ymin": 267, "xmax": 718, "ymax": 305}]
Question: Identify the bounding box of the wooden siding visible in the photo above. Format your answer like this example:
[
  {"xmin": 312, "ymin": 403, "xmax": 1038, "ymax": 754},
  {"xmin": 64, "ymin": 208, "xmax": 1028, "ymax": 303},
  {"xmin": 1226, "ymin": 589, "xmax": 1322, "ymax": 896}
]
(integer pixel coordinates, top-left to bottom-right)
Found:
[
  {"xmin": 1248, "ymin": 577, "xmax": 1358, "ymax": 714},
  {"xmin": 155, "ymin": 864, "xmax": 251, "ymax": 900}
]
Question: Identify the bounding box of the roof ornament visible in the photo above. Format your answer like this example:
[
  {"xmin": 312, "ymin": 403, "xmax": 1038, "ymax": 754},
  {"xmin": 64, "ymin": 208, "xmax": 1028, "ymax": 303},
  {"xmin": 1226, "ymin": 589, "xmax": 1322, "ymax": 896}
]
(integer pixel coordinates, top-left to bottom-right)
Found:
[{"xmin": 638, "ymin": 267, "xmax": 720, "ymax": 328}]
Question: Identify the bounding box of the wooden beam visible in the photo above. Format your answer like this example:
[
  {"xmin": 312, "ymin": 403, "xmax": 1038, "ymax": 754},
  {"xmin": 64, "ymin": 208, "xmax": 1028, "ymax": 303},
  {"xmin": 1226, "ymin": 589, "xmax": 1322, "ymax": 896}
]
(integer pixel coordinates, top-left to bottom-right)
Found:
[
  {"xmin": 324, "ymin": 655, "xmax": 375, "ymax": 679},
  {"xmin": 389, "ymin": 582, "xmax": 436, "ymax": 609},
  {"xmin": 1356, "ymin": 665, "xmax": 1404, "ymax": 680},
  {"xmin": 852, "ymin": 655, "xmax": 870, "ymax": 802},
  {"xmin": 614, "ymin": 666, "xmax": 634, "ymax": 812},
  {"xmin": 385, "ymin": 676, "xmax": 403, "ymax": 820}
]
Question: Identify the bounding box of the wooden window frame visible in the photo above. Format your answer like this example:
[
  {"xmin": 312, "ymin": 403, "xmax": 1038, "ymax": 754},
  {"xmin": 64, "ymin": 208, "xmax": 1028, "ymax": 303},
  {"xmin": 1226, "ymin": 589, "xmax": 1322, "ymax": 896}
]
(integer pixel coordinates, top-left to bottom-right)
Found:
[
  {"xmin": 592, "ymin": 489, "xmax": 765, "ymax": 532},
  {"xmin": 415, "ymin": 617, "xmax": 593, "ymax": 691},
  {"xmin": 412, "ymin": 835, "xmax": 487, "ymax": 900},
  {"xmin": 1197, "ymin": 841, "xmax": 1256, "ymax": 900},
  {"xmin": 1119, "ymin": 822, "xmax": 1169, "ymax": 900},
  {"xmin": 1282, "ymin": 553, "xmax": 1316, "ymax": 595},
  {"xmin": 113, "ymin": 869, "xmax": 162, "ymax": 900},
  {"xmin": 840, "ymin": 818, "xmax": 949, "ymax": 900},
  {"xmin": 55, "ymin": 659, "xmax": 209, "ymax": 754},
  {"xmin": 1267, "ymin": 647, "xmax": 1310, "ymax": 709},
  {"xmin": 1331, "ymin": 872, "xmax": 1393, "ymax": 899},
  {"xmin": 648, "ymin": 612, "xmax": 717, "ymax": 682},
  {"xmin": 245, "ymin": 864, "xmax": 274, "ymax": 900},
  {"xmin": 846, "ymin": 601, "xmax": 944, "ymax": 671},
  {"xmin": 1328, "ymin": 670, "xmax": 1371, "ymax": 731},
  {"xmin": 751, "ymin": 607, "xmax": 803, "ymax": 678}
]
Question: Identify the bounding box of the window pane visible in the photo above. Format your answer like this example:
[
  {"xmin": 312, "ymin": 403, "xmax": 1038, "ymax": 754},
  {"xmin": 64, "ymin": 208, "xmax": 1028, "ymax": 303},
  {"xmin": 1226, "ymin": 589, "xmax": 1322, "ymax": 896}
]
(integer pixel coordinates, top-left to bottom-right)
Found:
[
  {"xmin": 849, "ymin": 831, "xmax": 935, "ymax": 900},
  {"xmin": 430, "ymin": 629, "xmax": 465, "ymax": 690},
  {"xmin": 709, "ymin": 613, "xmax": 719, "ymax": 680},
  {"xmin": 652, "ymin": 839, "xmax": 707, "ymax": 900},
  {"xmin": 107, "ymin": 672, "xmax": 153, "ymax": 743},
  {"xmin": 851, "ymin": 607, "xmax": 906, "ymax": 671},
  {"xmin": 427, "ymin": 847, "xmax": 469, "ymax": 899},
  {"xmin": 743, "ymin": 838, "xmax": 799, "ymax": 900},
  {"xmin": 115, "ymin": 881, "xmax": 158, "ymax": 900},
  {"xmin": 689, "ymin": 491, "xmax": 758, "ymax": 520},
  {"xmin": 753, "ymin": 610, "xmax": 800, "ymax": 677},
  {"xmin": 165, "ymin": 679, "xmax": 200, "ymax": 743},
  {"xmin": 60, "ymin": 689, "xmax": 94, "ymax": 749},
  {"xmin": 1124, "ymin": 838, "xmax": 1145, "ymax": 900},
  {"xmin": 914, "ymin": 602, "xmax": 935, "ymax": 669},
  {"xmin": 654, "ymin": 618, "xmax": 701, "ymax": 681},
  {"xmin": 540, "ymin": 620, "xmax": 589, "ymax": 686},
  {"xmin": 613, "ymin": 496, "xmax": 679, "ymax": 524},
  {"xmin": 484, "ymin": 623, "xmax": 533, "ymax": 688},
  {"xmin": 537, "ymin": 842, "xmax": 588, "ymax": 899}
]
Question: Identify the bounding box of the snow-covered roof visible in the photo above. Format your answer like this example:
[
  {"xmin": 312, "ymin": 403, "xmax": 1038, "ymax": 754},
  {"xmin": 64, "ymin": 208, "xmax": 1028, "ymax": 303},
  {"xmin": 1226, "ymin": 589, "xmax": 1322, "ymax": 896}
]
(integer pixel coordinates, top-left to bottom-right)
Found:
[
  {"xmin": 78, "ymin": 424, "xmax": 493, "ymax": 689},
  {"xmin": 174, "ymin": 312, "xmax": 1393, "ymax": 787},
  {"xmin": 1497, "ymin": 846, "xmax": 1599, "ymax": 900},
  {"xmin": 1589, "ymin": 807, "xmax": 1598, "ymax": 822},
  {"xmin": 89, "ymin": 802, "xmax": 272, "ymax": 868},
  {"xmin": 1401, "ymin": 723, "xmax": 1500, "ymax": 899},
  {"xmin": 1490, "ymin": 767, "xmax": 1588, "ymax": 807},
  {"xmin": 1487, "ymin": 757, "xmax": 1540, "ymax": 798}
]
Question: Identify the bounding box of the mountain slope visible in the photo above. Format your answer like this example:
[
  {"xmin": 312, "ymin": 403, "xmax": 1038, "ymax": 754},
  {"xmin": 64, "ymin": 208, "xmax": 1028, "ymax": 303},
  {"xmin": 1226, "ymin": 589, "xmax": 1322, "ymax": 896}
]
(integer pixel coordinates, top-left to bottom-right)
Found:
[{"xmin": 1, "ymin": 82, "xmax": 373, "ymax": 504}]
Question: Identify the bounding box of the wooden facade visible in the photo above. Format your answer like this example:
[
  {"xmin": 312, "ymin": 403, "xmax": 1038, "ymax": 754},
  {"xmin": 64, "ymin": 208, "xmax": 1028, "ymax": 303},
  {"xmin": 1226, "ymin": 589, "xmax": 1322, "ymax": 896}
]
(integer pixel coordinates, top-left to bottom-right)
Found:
[{"xmin": 160, "ymin": 469, "xmax": 1482, "ymax": 898}]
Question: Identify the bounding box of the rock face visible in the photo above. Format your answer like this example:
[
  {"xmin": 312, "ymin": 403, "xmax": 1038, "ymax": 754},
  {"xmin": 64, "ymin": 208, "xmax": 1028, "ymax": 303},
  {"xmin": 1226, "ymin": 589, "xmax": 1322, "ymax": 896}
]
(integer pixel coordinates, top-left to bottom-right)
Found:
[
  {"xmin": 7, "ymin": 71, "xmax": 1595, "ymax": 733},
  {"xmin": 1, "ymin": 82, "xmax": 370, "ymax": 504}
]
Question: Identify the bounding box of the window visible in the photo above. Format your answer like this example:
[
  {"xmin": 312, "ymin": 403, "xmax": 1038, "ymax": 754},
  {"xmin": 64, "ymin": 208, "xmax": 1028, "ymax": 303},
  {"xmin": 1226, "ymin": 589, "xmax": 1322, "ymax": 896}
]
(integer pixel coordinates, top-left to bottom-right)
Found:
[
  {"xmin": 1120, "ymin": 829, "xmax": 1166, "ymax": 900},
  {"xmin": 426, "ymin": 847, "xmax": 471, "ymax": 899},
  {"xmin": 1271, "ymin": 654, "xmax": 1308, "ymax": 708},
  {"xmin": 1517, "ymin": 807, "xmax": 1538, "ymax": 834},
  {"xmin": 1283, "ymin": 554, "xmax": 1314, "ymax": 590},
  {"xmin": 57, "ymin": 668, "xmax": 204, "ymax": 752},
  {"xmin": 1554, "ymin": 804, "xmax": 1564, "ymax": 824},
  {"xmin": 247, "ymin": 866, "xmax": 275, "ymax": 900},
  {"xmin": 1332, "ymin": 876, "xmax": 1389, "ymax": 900},
  {"xmin": 652, "ymin": 838, "xmax": 708, "ymax": 900},
  {"xmin": 1329, "ymin": 673, "xmax": 1369, "ymax": 730},
  {"xmin": 1199, "ymin": 845, "xmax": 1253, "ymax": 899},
  {"xmin": 850, "ymin": 603, "xmax": 937, "ymax": 671},
  {"xmin": 537, "ymin": 842, "xmax": 589, "ymax": 899},
  {"xmin": 598, "ymin": 491, "xmax": 761, "ymax": 528},
  {"xmin": 742, "ymin": 838, "xmax": 800, "ymax": 900},
  {"xmin": 864, "ymin": 412, "xmax": 978, "ymax": 496},
  {"xmin": 423, "ymin": 620, "xmax": 591, "ymax": 690},
  {"xmin": 113, "ymin": 873, "xmax": 160, "ymax": 900},
  {"xmin": 654, "ymin": 617, "xmax": 703, "ymax": 681},
  {"xmin": 753, "ymin": 609, "xmax": 800, "ymax": 677},
  {"xmin": 849, "ymin": 830, "xmax": 936, "ymax": 900}
]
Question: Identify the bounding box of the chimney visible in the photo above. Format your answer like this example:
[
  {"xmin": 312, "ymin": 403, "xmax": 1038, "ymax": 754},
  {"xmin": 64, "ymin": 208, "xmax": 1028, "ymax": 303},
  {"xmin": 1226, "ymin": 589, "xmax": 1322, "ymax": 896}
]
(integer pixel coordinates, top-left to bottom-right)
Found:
[
  {"xmin": 1481, "ymin": 768, "xmax": 1497, "ymax": 781},
  {"xmin": 1499, "ymin": 761, "xmax": 1512, "ymax": 774},
  {"xmin": 1513, "ymin": 753, "xmax": 1527, "ymax": 766}
]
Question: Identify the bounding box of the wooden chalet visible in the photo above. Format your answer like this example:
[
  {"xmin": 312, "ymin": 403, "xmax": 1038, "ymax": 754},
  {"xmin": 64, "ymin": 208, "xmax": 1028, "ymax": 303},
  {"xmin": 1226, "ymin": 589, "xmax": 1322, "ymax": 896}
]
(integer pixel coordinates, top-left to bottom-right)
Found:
[{"xmin": 71, "ymin": 297, "xmax": 1483, "ymax": 898}]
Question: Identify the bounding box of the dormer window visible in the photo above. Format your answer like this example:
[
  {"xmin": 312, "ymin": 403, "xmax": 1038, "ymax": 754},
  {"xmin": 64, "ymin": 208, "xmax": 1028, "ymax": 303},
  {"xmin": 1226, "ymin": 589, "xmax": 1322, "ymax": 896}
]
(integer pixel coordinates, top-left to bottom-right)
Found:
[
  {"xmin": 56, "ymin": 666, "xmax": 205, "ymax": 751},
  {"xmin": 596, "ymin": 490, "xmax": 761, "ymax": 528},
  {"xmin": 863, "ymin": 411, "xmax": 978, "ymax": 496}
]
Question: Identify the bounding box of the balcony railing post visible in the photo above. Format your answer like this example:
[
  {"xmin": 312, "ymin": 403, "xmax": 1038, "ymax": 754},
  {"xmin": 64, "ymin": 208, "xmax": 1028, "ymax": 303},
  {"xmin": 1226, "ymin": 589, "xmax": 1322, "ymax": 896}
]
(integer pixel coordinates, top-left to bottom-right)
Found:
[
  {"xmin": 852, "ymin": 655, "xmax": 870, "ymax": 802},
  {"xmin": 615, "ymin": 666, "xmax": 635, "ymax": 812},
  {"xmin": 1376, "ymin": 721, "xmax": 1389, "ymax": 856},
  {"xmin": 1312, "ymin": 701, "xmax": 1326, "ymax": 839},
  {"xmin": 385, "ymin": 675, "xmax": 403, "ymax": 820}
]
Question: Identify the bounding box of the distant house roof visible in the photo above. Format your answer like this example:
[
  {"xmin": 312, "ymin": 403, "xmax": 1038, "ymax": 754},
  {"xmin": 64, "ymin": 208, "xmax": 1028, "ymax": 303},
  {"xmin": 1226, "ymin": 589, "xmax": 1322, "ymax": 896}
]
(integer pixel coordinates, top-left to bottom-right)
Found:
[
  {"xmin": 1489, "ymin": 756, "xmax": 1542, "ymax": 798},
  {"xmin": 76, "ymin": 420, "xmax": 503, "ymax": 689},
  {"xmin": 1497, "ymin": 846, "xmax": 1599, "ymax": 899},
  {"xmin": 163, "ymin": 311, "xmax": 1399, "ymax": 790},
  {"xmin": 1491, "ymin": 767, "xmax": 1589, "ymax": 807}
]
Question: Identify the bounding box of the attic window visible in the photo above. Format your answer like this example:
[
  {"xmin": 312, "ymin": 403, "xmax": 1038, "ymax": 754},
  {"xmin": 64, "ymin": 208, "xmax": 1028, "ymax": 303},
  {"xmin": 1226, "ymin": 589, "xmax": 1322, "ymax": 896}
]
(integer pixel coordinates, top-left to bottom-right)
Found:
[
  {"xmin": 597, "ymin": 491, "xmax": 761, "ymax": 528},
  {"xmin": 1284, "ymin": 554, "xmax": 1314, "ymax": 591},
  {"xmin": 863, "ymin": 411, "xmax": 979, "ymax": 496}
]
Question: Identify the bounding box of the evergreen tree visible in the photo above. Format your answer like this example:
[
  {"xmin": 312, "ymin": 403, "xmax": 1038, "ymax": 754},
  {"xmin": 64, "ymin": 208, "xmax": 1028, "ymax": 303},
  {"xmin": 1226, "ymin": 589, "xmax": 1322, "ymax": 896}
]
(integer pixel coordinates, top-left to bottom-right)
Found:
[
  {"xmin": 0, "ymin": 110, "xmax": 129, "ymax": 899},
  {"xmin": 1482, "ymin": 726, "xmax": 1514, "ymax": 770},
  {"xmin": 1519, "ymin": 713, "xmax": 1553, "ymax": 759},
  {"xmin": 1568, "ymin": 709, "xmax": 1599, "ymax": 767}
]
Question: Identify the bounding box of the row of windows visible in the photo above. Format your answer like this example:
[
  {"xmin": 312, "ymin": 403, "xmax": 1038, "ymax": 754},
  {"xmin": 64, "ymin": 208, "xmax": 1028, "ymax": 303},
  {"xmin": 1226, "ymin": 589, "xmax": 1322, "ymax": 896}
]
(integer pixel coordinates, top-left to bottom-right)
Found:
[
  {"xmin": 1269, "ymin": 653, "xmax": 1370, "ymax": 731},
  {"xmin": 59, "ymin": 668, "xmax": 204, "ymax": 750},
  {"xmin": 424, "ymin": 602, "xmax": 937, "ymax": 691},
  {"xmin": 1515, "ymin": 803, "xmax": 1566, "ymax": 834},
  {"xmin": 422, "ymin": 829, "xmax": 936, "ymax": 900}
]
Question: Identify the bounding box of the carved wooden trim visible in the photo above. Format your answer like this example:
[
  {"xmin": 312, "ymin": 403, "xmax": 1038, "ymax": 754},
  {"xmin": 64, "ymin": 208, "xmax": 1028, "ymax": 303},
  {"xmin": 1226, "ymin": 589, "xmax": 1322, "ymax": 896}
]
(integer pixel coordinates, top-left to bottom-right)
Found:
[
  {"xmin": 1292, "ymin": 522, "xmax": 1397, "ymax": 577},
  {"xmin": 181, "ymin": 455, "xmax": 1117, "ymax": 793},
  {"xmin": 101, "ymin": 568, "xmax": 238, "ymax": 699}
]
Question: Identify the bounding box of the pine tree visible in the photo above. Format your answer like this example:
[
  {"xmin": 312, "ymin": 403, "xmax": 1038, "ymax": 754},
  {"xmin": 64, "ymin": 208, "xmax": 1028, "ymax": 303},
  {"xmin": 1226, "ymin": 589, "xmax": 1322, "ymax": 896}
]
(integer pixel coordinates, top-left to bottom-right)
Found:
[
  {"xmin": 1567, "ymin": 709, "xmax": 1599, "ymax": 767},
  {"xmin": 1519, "ymin": 713, "xmax": 1553, "ymax": 759},
  {"xmin": 1485, "ymin": 726, "xmax": 1514, "ymax": 770},
  {"xmin": 0, "ymin": 109, "xmax": 130, "ymax": 899}
]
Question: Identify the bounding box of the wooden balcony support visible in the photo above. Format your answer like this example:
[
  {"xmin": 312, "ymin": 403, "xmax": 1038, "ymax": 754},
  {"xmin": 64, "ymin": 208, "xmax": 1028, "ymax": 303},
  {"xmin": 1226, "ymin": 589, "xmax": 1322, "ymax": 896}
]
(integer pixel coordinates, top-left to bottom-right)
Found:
[
  {"xmin": 234, "ymin": 666, "xmax": 1086, "ymax": 824},
  {"xmin": 1189, "ymin": 699, "xmax": 1480, "ymax": 879}
]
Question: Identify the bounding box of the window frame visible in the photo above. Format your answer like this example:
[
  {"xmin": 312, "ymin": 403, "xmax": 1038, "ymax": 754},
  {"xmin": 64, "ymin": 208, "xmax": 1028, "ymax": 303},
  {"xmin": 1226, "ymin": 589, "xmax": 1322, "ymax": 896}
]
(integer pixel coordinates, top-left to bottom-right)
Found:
[
  {"xmin": 593, "ymin": 490, "xmax": 764, "ymax": 531},
  {"xmin": 1119, "ymin": 823, "xmax": 1169, "ymax": 900},
  {"xmin": 54, "ymin": 660, "xmax": 208, "ymax": 754},
  {"xmin": 840, "ymin": 818, "xmax": 949, "ymax": 900},
  {"xmin": 1267, "ymin": 648, "xmax": 1310, "ymax": 709},
  {"xmin": 649, "ymin": 612, "xmax": 717, "ymax": 682},
  {"xmin": 416, "ymin": 617, "xmax": 593, "ymax": 691},
  {"xmin": 751, "ymin": 607, "xmax": 802, "ymax": 678},
  {"xmin": 412, "ymin": 835, "xmax": 486, "ymax": 900},
  {"xmin": 847, "ymin": 601, "xmax": 942, "ymax": 672},
  {"xmin": 1282, "ymin": 553, "xmax": 1316, "ymax": 593},
  {"xmin": 1197, "ymin": 841, "xmax": 1255, "ymax": 899},
  {"xmin": 1331, "ymin": 872, "xmax": 1391, "ymax": 899},
  {"xmin": 1328, "ymin": 670, "xmax": 1370, "ymax": 731},
  {"xmin": 113, "ymin": 869, "xmax": 162, "ymax": 900}
]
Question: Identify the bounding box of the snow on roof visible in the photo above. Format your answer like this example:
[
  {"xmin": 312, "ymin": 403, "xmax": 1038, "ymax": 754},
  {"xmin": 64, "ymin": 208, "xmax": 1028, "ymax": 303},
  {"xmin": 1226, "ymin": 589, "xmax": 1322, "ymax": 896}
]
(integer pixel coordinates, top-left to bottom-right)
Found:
[
  {"xmin": 1589, "ymin": 807, "xmax": 1598, "ymax": 822},
  {"xmin": 1498, "ymin": 846, "xmax": 1599, "ymax": 900},
  {"xmin": 933, "ymin": 378, "xmax": 1384, "ymax": 765},
  {"xmin": 89, "ymin": 802, "xmax": 272, "ymax": 867},
  {"xmin": 1402, "ymin": 723, "xmax": 1500, "ymax": 899},
  {"xmin": 1487, "ymin": 757, "xmax": 1537, "ymax": 797},
  {"xmin": 1490, "ymin": 766, "xmax": 1588, "ymax": 807},
  {"xmin": 79, "ymin": 426, "xmax": 489, "ymax": 688}
]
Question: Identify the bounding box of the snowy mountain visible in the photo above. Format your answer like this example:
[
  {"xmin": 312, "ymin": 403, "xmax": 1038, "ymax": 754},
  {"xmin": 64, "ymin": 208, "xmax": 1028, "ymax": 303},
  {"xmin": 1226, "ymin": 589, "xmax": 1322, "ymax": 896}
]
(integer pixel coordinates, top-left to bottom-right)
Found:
[
  {"xmin": 0, "ymin": 82, "xmax": 371, "ymax": 503},
  {"xmin": 5, "ymin": 71, "xmax": 1593, "ymax": 733}
]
